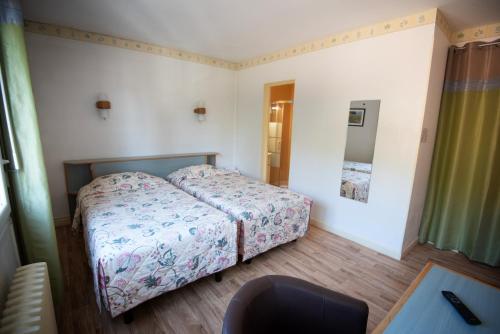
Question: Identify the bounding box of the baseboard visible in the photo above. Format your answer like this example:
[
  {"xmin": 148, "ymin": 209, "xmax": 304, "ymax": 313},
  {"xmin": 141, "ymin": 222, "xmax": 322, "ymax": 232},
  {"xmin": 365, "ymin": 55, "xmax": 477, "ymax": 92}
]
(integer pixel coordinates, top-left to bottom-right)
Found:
[
  {"xmin": 310, "ymin": 218, "xmax": 402, "ymax": 260},
  {"xmin": 401, "ymin": 238, "xmax": 419, "ymax": 259},
  {"xmin": 54, "ymin": 216, "xmax": 71, "ymax": 227}
]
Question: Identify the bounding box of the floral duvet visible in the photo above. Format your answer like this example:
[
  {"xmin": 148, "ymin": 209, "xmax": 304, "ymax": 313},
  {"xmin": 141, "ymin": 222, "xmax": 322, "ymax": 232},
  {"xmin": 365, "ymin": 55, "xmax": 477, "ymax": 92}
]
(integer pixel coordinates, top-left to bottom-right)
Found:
[
  {"xmin": 168, "ymin": 169, "xmax": 312, "ymax": 261},
  {"xmin": 72, "ymin": 172, "xmax": 237, "ymax": 317},
  {"xmin": 340, "ymin": 169, "xmax": 371, "ymax": 202}
]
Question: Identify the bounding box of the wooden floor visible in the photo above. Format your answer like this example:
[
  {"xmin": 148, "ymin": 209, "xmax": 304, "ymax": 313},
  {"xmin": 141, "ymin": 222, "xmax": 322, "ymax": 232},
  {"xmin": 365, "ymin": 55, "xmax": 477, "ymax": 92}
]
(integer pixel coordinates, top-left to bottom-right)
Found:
[{"xmin": 56, "ymin": 225, "xmax": 500, "ymax": 334}]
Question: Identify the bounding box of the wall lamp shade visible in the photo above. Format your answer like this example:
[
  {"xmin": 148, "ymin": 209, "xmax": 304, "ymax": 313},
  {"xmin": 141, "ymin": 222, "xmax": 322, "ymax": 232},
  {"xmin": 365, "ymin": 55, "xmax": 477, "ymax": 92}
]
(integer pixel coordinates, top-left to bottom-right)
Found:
[
  {"xmin": 194, "ymin": 107, "xmax": 206, "ymax": 122},
  {"xmin": 96, "ymin": 95, "xmax": 111, "ymax": 120}
]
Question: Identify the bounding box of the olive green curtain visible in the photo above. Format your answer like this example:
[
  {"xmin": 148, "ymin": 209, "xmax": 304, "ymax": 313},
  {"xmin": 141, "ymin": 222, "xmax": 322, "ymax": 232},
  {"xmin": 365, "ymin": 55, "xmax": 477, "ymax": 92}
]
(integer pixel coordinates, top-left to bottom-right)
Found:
[
  {"xmin": 0, "ymin": 0, "xmax": 62, "ymax": 301},
  {"xmin": 419, "ymin": 40, "xmax": 500, "ymax": 266}
]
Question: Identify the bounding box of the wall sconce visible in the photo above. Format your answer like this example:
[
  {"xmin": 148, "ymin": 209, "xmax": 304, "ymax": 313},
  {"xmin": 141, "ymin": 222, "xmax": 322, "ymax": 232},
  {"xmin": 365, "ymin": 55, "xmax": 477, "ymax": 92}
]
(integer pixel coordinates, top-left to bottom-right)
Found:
[
  {"xmin": 194, "ymin": 101, "xmax": 206, "ymax": 122},
  {"xmin": 96, "ymin": 94, "xmax": 111, "ymax": 120}
]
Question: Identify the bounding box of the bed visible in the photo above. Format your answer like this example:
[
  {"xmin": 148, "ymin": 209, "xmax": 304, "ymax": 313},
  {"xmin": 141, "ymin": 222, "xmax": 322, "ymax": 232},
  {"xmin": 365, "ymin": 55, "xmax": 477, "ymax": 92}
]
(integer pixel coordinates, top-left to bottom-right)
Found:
[
  {"xmin": 340, "ymin": 167, "xmax": 371, "ymax": 203},
  {"xmin": 342, "ymin": 161, "xmax": 372, "ymax": 174},
  {"xmin": 72, "ymin": 171, "xmax": 238, "ymax": 317},
  {"xmin": 167, "ymin": 165, "xmax": 312, "ymax": 261}
]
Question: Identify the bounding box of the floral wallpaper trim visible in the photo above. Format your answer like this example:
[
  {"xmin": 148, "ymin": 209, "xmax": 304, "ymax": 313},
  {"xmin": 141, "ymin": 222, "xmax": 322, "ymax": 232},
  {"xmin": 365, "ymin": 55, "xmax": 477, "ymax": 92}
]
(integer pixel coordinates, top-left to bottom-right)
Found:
[
  {"xmin": 451, "ymin": 21, "xmax": 500, "ymax": 44},
  {"xmin": 435, "ymin": 9, "xmax": 453, "ymax": 40},
  {"xmin": 236, "ymin": 8, "xmax": 440, "ymax": 70},
  {"xmin": 23, "ymin": 11, "xmax": 500, "ymax": 71},
  {"xmin": 24, "ymin": 9, "xmax": 440, "ymax": 71},
  {"xmin": 24, "ymin": 20, "xmax": 239, "ymax": 71}
]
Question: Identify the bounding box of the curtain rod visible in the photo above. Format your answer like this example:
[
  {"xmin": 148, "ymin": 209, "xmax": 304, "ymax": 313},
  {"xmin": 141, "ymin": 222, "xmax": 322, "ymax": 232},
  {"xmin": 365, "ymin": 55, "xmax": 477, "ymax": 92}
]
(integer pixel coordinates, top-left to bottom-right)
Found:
[{"xmin": 454, "ymin": 41, "xmax": 500, "ymax": 50}]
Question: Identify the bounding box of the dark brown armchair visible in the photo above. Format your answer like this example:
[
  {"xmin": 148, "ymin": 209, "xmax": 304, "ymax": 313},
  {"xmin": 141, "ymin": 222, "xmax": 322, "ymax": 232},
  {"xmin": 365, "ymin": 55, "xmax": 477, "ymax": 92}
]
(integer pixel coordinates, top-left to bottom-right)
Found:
[{"xmin": 222, "ymin": 275, "xmax": 368, "ymax": 334}]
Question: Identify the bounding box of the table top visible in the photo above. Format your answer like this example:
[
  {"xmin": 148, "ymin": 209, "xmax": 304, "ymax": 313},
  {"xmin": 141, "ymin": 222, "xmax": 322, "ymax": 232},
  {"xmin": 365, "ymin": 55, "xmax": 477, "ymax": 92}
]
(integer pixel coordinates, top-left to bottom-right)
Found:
[{"xmin": 373, "ymin": 262, "xmax": 500, "ymax": 334}]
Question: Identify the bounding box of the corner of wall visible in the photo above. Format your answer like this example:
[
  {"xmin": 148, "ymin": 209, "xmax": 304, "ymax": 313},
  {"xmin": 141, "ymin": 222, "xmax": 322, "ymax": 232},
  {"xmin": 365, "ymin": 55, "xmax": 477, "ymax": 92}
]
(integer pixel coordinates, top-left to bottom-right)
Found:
[
  {"xmin": 401, "ymin": 22, "xmax": 450, "ymax": 252},
  {"xmin": 311, "ymin": 219, "xmax": 403, "ymax": 260},
  {"xmin": 401, "ymin": 15, "xmax": 500, "ymax": 254},
  {"xmin": 435, "ymin": 9, "xmax": 453, "ymax": 44}
]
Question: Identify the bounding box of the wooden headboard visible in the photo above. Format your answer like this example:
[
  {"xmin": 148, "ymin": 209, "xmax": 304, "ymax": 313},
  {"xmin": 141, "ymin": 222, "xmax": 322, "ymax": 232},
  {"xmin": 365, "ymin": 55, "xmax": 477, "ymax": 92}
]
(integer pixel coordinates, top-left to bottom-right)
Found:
[{"xmin": 63, "ymin": 152, "xmax": 217, "ymax": 217}]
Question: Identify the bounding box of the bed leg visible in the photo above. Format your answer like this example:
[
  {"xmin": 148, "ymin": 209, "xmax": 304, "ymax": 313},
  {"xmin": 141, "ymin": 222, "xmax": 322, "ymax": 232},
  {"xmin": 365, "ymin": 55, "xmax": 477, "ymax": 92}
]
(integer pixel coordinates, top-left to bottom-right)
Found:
[
  {"xmin": 243, "ymin": 259, "xmax": 252, "ymax": 265},
  {"xmin": 123, "ymin": 310, "xmax": 134, "ymax": 324},
  {"xmin": 214, "ymin": 272, "xmax": 223, "ymax": 282}
]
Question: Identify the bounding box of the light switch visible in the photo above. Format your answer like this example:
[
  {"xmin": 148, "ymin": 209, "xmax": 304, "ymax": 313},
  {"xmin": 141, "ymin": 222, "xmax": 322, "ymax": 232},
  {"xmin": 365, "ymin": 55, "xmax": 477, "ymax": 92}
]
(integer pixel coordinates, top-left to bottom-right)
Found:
[{"xmin": 421, "ymin": 128, "xmax": 428, "ymax": 143}]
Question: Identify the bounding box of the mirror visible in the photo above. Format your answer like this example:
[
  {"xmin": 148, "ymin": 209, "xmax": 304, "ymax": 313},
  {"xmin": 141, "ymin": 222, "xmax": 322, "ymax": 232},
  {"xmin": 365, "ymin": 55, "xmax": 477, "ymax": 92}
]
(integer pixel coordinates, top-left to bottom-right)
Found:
[{"xmin": 340, "ymin": 100, "xmax": 380, "ymax": 203}]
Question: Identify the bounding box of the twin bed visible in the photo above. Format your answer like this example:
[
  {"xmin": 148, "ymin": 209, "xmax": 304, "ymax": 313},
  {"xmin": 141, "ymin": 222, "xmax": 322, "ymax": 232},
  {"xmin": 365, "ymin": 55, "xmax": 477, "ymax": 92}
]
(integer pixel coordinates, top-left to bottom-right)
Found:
[
  {"xmin": 167, "ymin": 166, "xmax": 312, "ymax": 261},
  {"xmin": 70, "ymin": 157, "xmax": 312, "ymax": 318},
  {"xmin": 340, "ymin": 161, "xmax": 372, "ymax": 203}
]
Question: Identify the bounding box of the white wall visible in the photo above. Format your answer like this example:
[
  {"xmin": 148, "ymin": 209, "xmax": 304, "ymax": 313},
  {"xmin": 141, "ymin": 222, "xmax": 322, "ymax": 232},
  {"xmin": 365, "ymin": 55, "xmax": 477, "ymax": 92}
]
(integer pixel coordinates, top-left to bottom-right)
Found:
[
  {"xmin": 26, "ymin": 33, "xmax": 236, "ymax": 219},
  {"xmin": 26, "ymin": 23, "xmax": 447, "ymax": 260},
  {"xmin": 235, "ymin": 24, "xmax": 438, "ymax": 259},
  {"xmin": 344, "ymin": 100, "xmax": 380, "ymax": 163},
  {"xmin": 402, "ymin": 27, "xmax": 450, "ymax": 252}
]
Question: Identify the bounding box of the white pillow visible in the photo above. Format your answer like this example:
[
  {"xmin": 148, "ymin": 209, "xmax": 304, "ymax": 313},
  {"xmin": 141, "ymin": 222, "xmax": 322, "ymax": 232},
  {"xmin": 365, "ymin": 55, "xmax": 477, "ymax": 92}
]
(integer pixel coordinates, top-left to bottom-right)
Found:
[
  {"xmin": 81, "ymin": 172, "xmax": 167, "ymax": 196},
  {"xmin": 166, "ymin": 164, "xmax": 215, "ymax": 184},
  {"xmin": 212, "ymin": 168, "xmax": 240, "ymax": 176},
  {"xmin": 167, "ymin": 165, "xmax": 240, "ymax": 184}
]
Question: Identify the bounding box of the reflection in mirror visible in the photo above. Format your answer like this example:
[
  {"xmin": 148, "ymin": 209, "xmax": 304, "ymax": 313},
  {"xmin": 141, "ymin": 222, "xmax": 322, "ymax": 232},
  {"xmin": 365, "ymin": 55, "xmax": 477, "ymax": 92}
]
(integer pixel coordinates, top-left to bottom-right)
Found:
[{"xmin": 340, "ymin": 100, "xmax": 380, "ymax": 203}]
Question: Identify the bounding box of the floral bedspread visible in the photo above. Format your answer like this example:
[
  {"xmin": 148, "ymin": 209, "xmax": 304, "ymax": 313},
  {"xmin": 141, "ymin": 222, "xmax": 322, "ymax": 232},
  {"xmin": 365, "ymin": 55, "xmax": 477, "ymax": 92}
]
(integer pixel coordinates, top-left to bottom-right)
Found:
[
  {"xmin": 73, "ymin": 172, "xmax": 237, "ymax": 317},
  {"xmin": 340, "ymin": 169, "xmax": 371, "ymax": 203},
  {"xmin": 169, "ymin": 172, "xmax": 312, "ymax": 261}
]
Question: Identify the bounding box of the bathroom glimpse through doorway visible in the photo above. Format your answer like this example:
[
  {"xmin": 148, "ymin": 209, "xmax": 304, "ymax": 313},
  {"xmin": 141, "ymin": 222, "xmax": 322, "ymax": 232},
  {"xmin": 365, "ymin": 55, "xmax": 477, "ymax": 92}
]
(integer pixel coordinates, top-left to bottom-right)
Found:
[{"xmin": 262, "ymin": 81, "xmax": 295, "ymax": 188}]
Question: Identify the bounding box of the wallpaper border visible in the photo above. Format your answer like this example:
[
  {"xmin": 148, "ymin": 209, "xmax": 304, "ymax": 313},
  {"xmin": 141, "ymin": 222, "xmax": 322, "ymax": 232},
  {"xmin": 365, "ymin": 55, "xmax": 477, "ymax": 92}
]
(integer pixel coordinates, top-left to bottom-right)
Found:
[
  {"xmin": 237, "ymin": 8, "xmax": 439, "ymax": 70},
  {"xmin": 451, "ymin": 21, "xmax": 500, "ymax": 44},
  {"xmin": 24, "ymin": 20, "xmax": 239, "ymax": 70},
  {"xmin": 23, "ymin": 10, "xmax": 500, "ymax": 71},
  {"xmin": 435, "ymin": 9, "xmax": 453, "ymax": 40},
  {"xmin": 23, "ymin": 9, "xmax": 439, "ymax": 71}
]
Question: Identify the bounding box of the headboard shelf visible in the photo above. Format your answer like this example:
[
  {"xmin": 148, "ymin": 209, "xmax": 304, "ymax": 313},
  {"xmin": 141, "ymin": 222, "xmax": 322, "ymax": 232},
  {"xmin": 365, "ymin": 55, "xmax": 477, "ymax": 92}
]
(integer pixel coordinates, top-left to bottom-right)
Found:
[
  {"xmin": 63, "ymin": 152, "xmax": 218, "ymax": 165},
  {"xmin": 63, "ymin": 152, "xmax": 218, "ymax": 218}
]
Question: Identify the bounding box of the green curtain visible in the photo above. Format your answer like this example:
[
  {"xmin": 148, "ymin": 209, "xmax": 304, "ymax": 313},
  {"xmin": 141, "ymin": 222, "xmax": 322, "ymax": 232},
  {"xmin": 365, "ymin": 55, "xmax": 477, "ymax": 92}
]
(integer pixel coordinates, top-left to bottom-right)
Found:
[
  {"xmin": 419, "ymin": 40, "xmax": 500, "ymax": 266},
  {"xmin": 0, "ymin": 0, "xmax": 62, "ymax": 301}
]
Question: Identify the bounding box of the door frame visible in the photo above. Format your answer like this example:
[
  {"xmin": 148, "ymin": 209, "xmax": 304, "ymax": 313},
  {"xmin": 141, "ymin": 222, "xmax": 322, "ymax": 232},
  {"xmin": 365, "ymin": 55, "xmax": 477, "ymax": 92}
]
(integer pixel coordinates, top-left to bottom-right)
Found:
[{"xmin": 261, "ymin": 80, "xmax": 295, "ymax": 182}]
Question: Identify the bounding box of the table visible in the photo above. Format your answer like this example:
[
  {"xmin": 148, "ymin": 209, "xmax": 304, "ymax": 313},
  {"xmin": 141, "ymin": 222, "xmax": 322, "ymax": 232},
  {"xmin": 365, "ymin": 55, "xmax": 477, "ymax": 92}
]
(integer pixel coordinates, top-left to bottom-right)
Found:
[{"xmin": 373, "ymin": 261, "xmax": 500, "ymax": 333}]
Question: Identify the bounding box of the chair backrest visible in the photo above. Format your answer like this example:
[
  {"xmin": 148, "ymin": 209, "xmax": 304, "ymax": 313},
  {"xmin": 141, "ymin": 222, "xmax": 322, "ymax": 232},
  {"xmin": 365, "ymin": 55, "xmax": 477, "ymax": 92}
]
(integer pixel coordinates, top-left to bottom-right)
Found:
[{"xmin": 223, "ymin": 275, "xmax": 368, "ymax": 334}]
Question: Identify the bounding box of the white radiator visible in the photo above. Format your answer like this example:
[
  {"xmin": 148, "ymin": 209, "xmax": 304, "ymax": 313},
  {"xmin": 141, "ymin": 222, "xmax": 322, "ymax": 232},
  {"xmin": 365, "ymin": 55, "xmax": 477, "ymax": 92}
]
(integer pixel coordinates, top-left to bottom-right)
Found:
[{"xmin": 0, "ymin": 263, "xmax": 57, "ymax": 334}]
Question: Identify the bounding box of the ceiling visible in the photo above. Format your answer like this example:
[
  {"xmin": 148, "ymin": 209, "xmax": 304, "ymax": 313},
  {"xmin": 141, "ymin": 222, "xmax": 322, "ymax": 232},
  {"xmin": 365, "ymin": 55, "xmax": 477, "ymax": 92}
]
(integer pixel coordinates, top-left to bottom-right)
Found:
[{"xmin": 21, "ymin": 0, "xmax": 500, "ymax": 62}]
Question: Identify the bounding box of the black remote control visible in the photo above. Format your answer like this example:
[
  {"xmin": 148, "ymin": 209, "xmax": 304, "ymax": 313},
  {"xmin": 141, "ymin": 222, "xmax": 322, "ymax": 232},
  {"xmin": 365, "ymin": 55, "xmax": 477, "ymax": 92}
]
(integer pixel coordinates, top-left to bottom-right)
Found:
[{"xmin": 441, "ymin": 290, "xmax": 481, "ymax": 325}]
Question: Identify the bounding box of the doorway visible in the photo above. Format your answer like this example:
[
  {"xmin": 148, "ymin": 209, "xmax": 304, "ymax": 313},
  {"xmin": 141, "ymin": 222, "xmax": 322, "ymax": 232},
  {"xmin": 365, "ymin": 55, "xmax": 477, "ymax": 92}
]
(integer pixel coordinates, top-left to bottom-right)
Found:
[{"xmin": 263, "ymin": 81, "xmax": 294, "ymax": 188}]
